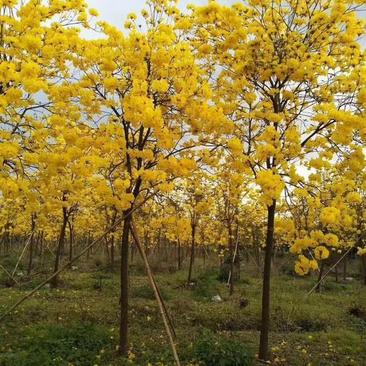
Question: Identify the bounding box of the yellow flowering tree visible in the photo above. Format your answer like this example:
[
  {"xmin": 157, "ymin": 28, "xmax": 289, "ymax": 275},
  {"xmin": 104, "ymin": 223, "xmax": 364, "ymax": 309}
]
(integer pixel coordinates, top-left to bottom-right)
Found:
[
  {"xmin": 70, "ymin": 0, "xmax": 227, "ymax": 355},
  {"xmin": 189, "ymin": 0, "xmax": 366, "ymax": 360}
]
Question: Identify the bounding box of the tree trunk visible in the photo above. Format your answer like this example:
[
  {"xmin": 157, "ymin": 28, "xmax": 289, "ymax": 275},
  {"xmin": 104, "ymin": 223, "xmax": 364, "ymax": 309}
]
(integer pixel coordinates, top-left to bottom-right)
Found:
[
  {"xmin": 87, "ymin": 232, "xmax": 91, "ymax": 261},
  {"xmin": 119, "ymin": 211, "xmax": 132, "ymax": 356},
  {"xmin": 258, "ymin": 201, "xmax": 276, "ymax": 362},
  {"xmin": 187, "ymin": 222, "xmax": 196, "ymax": 284},
  {"xmin": 39, "ymin": 231, "xmax": 44, "ymax": 259},
  {"xmin": 68, "ymin": 220, "xmax": 73, "ymax": 265},
  {"xmin": 51, "ymin": 208, "xmax": 68, "ymax": 288},
  {"xmin": 343, "ymin": 256, "xmax": 347, "ymax": 281},
  {"xmin": 27, "ymin": 217, "xmax": 36, "ymax": 276},
  {"xmin": 110, "ymin": 236, "xmax": 115, "ymax": 270},
  {"xmin": 130, "ymin": 243, "xmax": 135, "ymax": 264},
  {"xmin": 27, "ymin": 232, "xmax": 35, "ymax": 276},
  {"xmin": 177, "ymin": 239, "xmax": 181, "ymax": 270},
  {"xmin": 362, "ymin": 256, "xmax": 366, "ymax": 286},
  {"xmin": 40, "ymin": 232, "xmax": 45, "ymax": 268},
  {"xmin": 315, "ymin": 261, "xmax": 325, "ymax": 293},
  {"xmin": 228, "ymin": 224, "xmax": 234, "ymax": 296}
]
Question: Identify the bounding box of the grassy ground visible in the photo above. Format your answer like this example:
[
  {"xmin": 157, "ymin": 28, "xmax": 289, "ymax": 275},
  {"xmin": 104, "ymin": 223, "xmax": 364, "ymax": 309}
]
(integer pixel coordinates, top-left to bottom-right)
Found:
[{"xmin": 0, "ymin": 253, "xmax": 365, "ymax": 366}]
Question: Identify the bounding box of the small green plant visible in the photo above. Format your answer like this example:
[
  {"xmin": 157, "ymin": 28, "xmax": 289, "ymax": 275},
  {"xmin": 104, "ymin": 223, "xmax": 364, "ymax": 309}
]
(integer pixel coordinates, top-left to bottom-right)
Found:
[{"xmin": 193, "ymin": 329, "xmax": 253, "ymax": 366}]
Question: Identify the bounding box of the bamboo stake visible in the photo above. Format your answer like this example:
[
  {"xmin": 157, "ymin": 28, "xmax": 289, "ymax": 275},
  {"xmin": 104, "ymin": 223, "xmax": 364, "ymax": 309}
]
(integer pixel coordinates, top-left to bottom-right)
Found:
[
  {"xmin": 11, "ymin": 234, "xmax": 32, "ymax": 277},
  {"xmin": 151, "ymin": 274, "xmax": 177, "ymax": 338},
  {"xmin": 0, "ymin": 264, "xmax": 19, "ymax": 285},
  {"xmin": 306, "ymin": 247, "xmax": 352, "ymax": 297},
  {"xmin": 130, "ymin": 220, "xmax": 181, "ymax": 366}
]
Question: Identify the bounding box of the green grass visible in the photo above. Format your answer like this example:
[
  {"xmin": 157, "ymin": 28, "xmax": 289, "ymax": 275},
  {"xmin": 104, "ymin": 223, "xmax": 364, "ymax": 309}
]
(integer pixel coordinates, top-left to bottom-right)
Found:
[{"xmin": 0, "ymin": 256, "xmax": 365, "ymax": 365}]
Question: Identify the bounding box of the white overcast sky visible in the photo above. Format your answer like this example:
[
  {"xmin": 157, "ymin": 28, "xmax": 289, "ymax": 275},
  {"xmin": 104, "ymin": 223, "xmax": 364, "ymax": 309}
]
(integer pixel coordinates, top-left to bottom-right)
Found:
[
  {"xmin": 86, "ymin": 0, "xmax": 237, "ymax": 26},
  {"xmin": 85, "ymin": 0, "xmax": 365, "ymax": 46}
]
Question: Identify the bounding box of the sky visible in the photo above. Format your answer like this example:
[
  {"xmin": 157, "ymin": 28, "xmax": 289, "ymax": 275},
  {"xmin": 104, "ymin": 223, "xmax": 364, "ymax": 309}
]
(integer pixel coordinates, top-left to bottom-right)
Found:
[
  {"xmin": 86, "ymin": 0, "xmax": 236, "ymax": 27},
  {"xmin": 86, "ymin": 1, "xmax": 366, "ymax": 31}
]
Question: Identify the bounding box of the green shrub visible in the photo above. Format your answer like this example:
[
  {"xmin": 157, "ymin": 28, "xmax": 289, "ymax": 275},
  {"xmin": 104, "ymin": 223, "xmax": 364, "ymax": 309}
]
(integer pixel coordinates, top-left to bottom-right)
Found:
[
  {"xmin": 192, "ymin": 271, "xmax": 220, "ymax": 301},
  {"xmin": 217, "ymin": 254, "xmax": 241, "ymax": 284},
  {"xmin": 193, "ymin": 329, "xmax": 253, "ymax": 366},
  {"xmin": 131, "ymin": 284, "xmax": 155, "ymax": 299},
  {"xmin": 131, "ymin": 284, "xmax": 170, "ymax": 300}
]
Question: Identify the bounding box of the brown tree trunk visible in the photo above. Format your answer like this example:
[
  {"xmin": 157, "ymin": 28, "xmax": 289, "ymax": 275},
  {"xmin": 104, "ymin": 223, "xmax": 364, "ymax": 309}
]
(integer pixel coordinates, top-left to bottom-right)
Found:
[
  {"xmin": 110, "ymin": 236, "xmax": 115, "ymax": 270},
  {"xmin": 27, "ymin": 233, "xmax": 34, "ymax": 276},
  {"xmin": 87, "ymin": 232, "xmax": 91, "ymax": 261},
  {"xmin": 27, "ymin": 217, "xmax": 36, "ymax": 276},
  {"xmin": 51, "ymin": 208, "xmax": 68, "ymax": 288},
  {"xmin": 39, "ymin": 231, "xmax": 44, "ymax": 258},
  {"xmin": 119, "ymin": 211, "xmax": 132, "ymax": 356},
  {"xmin": 40, "ymin": 232, "xmax": 45, "ymax": 268},
  {"xmin": 362, "ymin": 256, "xmax": 366, "ymax": 286},
  {"xmin": 68, "ymin": 220, "xmax": 73, "ymax": 265},
  {"xmin": 228, "ymin": 223, "xmax": 235, "ymax": 296},
  {"xmin": 343, "ymin": 256, "xmax": 347, "ymax": 281},
  {"xmin": 315, "ymin": 261, "xmax": 325, "ymax": 293},
  {"xmin": 177, "ymin": 239, "xmax": 181, "ymax": 270},
  {"xmin": 187, "ymin": 222, "xmax": 196, "ymax": 284},
  {"xmin": 130, "ymin": 243, "xmax": 135, "ymax": 264},
  {"xmin": 258, "ymin": 201, "xmax": 276, "ymax": 362}
]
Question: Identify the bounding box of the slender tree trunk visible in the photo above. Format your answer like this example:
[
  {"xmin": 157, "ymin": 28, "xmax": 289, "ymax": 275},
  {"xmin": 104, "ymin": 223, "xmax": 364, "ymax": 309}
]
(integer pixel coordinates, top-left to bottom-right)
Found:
[
  {"xmin": 258, "ymin": 202, "xmax": 276, "ymax": 362},
  {"xmin": 343, "ymin": 256, "xmax": 347, "ymax": 281},
  {"xmin": 228, "ymin": 224, "xmax": 234, "ymax": 296},
  {"xmin": 27, "ymin": 233, "xmax": 34, "ymax": 276},
  {"xmin": 234, "ymin": 221, "xmax": 240, "ymax": 280},
  {"xmin": 39, "ymin": 232, "xmax": 44, "ymax": 267},
  {"xmin": 187, "ymin": 222, "xmax": 196, "ymax": 284},
  {"xmin": 130, "ymin": 243, "xmax": 135, "ymax": 264},
  {"xmin": 104, "ymin": 237, "xmax": 110, "ymax": 265},
  {"xmin": 119, "ymin": 211, "xmax": 132, "ymax": 356},
  {"xmin": 68, "ymin": 220, "xmax": 73, "ymax": 265},
  {"xmin": 60, "ymin": 228, "xmax": 65, "ymax": 257},
  {"xmin": 315, "ymin": 261, "xmax": 325, "ymax": 293},
  {"xmin": 51, "ymin": 208, "xmax": 68, "ymax": 288},
  {"xmin": 362, "ymin": 256, "xmax": 366, "ymax": 286},
  {"xmin": 37, "ymin": 231, "xmax": 42, "ymax": 256},
  {"xmin": 110, "ymin": 236, "xmax": 115, "ymax": 270},
  {"xmin": 87, "ymin": 232, "xmax": 91, "ymax": 261},
  {"xmin": 27, "ymin": 217, "xmax": 36, "ymax": 276},
  {"xmin": 177, "ymin": 240, "xmax": 181, "ymax": 270}
]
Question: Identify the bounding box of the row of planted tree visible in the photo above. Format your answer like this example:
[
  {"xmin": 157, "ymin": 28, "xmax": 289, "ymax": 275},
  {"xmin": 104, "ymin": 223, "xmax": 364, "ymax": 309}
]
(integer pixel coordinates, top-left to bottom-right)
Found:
[{"xmin": 1, "ymin": 0, "xmax": 366, "ymax": 362}]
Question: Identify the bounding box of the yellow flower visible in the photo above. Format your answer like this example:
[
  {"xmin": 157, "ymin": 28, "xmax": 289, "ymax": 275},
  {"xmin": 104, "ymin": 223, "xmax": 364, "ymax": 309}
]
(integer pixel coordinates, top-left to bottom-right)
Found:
[
  {"xmin": 357, "ymin": 247, "xmax": 366, "ymax": 256},
  {"xmin": 227, "ymin": 137, "xmax": 243, "ymax": 156},
  {"xmin": 314, "ymin": 246, "xmax": 330, "ymax": 260},
  {"xmin": 89, "ymin": 8, "xmax": 99, "ymax": 17},
  {"xmin": 320, "ymin": 207, "xmax": 341, "ymax": 225}
]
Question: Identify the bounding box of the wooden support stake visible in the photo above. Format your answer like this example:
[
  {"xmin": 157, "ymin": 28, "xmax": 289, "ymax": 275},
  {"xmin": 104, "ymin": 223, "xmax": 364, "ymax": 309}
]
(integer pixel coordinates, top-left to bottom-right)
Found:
[
  {"xmin": 306, "ymin": 248, "xmax": 352, "ymax": 297},
  {"xmin": 130, "ymin": 220, "xmax": 181, "ymax": 366}
]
